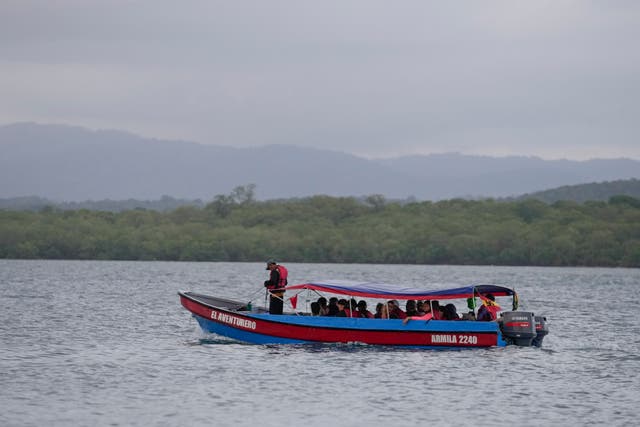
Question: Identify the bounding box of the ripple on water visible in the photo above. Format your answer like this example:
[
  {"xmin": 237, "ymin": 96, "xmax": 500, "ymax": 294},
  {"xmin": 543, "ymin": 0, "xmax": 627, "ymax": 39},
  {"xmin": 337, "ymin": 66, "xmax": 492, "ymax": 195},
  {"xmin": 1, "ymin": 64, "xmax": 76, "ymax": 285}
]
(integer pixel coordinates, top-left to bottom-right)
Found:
[{"xmin": 1, "ymin": 261, "xmax": 639, "ymax": 426}]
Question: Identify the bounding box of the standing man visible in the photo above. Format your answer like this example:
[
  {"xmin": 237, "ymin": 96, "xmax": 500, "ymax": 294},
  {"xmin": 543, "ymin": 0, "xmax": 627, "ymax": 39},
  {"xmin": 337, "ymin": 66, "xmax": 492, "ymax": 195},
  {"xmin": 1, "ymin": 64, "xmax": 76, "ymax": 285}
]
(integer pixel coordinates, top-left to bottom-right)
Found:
[{"xmin": 264, "ymin": 259, "xmax": 287, "ymax": 315}]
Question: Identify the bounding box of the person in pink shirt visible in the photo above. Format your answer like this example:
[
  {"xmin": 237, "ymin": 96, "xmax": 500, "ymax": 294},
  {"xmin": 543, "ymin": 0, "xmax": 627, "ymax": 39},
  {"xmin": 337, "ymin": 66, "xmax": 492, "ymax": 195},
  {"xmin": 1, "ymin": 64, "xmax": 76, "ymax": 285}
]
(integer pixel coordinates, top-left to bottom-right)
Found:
[{"xmin": 402, "ymin": 300, "xmax": 433, "ymax": 324}]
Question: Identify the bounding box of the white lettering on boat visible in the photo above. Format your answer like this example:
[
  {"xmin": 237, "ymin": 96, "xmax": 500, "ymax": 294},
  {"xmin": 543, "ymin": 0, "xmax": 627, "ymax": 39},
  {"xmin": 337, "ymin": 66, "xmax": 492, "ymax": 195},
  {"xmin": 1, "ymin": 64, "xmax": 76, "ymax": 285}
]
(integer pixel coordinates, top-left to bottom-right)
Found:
[
  {"xmin": 458, "ymin": 335, "xmax": 478, "ymax": 344},
  {"xmin": 431, "ymin": 334, "xmax": 457, "ymax": 344},
  {"xmin": 430, "ymin": 334, "xmax": 478, "ymax": 345},
  {"xmin": 210, "ymin": 311, "xmax": 256, "ymax": 330}
]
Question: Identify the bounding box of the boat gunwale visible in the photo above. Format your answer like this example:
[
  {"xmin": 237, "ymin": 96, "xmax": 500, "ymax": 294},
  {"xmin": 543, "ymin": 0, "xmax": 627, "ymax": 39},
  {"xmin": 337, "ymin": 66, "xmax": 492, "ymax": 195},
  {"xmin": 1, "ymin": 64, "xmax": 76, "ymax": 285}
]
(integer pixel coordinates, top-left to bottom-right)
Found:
[{"xmin": 179, "ymin": 290, "xmax": 501, "ymax": 335}]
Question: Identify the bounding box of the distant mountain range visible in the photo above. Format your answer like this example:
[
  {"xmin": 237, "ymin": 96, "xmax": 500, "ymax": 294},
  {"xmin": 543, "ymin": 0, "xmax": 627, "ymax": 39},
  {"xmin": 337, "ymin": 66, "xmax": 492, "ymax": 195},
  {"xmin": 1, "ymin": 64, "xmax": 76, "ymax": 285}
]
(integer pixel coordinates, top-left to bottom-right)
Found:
[
  {"xmin": 0, "ymin": 195, "xmax": 205, "ymax": 212},
  {"xmin": 1, "ymin": 122, "xmax": 639, "ymax": 201}
]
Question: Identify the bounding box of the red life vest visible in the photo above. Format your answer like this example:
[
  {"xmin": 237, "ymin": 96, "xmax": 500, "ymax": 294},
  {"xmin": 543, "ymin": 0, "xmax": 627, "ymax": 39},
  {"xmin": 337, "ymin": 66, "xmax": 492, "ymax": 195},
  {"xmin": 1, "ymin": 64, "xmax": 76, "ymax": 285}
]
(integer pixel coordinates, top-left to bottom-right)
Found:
[
  {"xmin": 486, "ymin": 304, "xmax": 500, "ymax": 320},
  {"xmin": 276, "ymin": 265, "xmax": 288, "ymax": 288},
  {"xmin": 478, "ymin": 304, "xmax": 500, "ymax": 321}
]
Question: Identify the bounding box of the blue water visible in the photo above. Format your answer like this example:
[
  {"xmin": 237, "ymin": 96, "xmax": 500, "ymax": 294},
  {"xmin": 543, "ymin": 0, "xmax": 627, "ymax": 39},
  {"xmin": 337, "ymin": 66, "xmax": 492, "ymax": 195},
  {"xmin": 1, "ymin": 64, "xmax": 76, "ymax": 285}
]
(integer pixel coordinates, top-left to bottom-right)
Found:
[{"xmin": 1, "ymin": 260, "xmax": 639, "ymax": 426}]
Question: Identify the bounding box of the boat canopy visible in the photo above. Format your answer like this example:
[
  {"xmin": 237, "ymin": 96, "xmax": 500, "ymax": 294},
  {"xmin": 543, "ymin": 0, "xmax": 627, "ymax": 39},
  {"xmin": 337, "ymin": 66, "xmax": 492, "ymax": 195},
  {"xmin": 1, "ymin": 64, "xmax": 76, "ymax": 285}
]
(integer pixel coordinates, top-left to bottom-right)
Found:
[{"xmin": 284, "ymin": 280, "xmax": 516, "ymax": 300}]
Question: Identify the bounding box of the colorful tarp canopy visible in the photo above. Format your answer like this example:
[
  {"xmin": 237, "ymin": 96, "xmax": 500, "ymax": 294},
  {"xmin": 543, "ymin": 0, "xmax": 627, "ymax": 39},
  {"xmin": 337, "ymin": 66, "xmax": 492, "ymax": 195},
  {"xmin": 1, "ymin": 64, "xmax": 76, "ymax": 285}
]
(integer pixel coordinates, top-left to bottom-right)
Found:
[{"xmin": 284, "ymin": 280, "xmax": 516, "ymax": 300}]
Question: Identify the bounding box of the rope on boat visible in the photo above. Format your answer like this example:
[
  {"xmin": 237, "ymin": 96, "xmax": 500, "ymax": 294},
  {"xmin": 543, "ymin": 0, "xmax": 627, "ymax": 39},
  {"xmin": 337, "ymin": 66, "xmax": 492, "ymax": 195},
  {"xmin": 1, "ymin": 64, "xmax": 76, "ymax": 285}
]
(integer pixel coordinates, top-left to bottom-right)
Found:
[{"xmin": 241, "ymin": 286, "xmax": 269, "ymax": 306}]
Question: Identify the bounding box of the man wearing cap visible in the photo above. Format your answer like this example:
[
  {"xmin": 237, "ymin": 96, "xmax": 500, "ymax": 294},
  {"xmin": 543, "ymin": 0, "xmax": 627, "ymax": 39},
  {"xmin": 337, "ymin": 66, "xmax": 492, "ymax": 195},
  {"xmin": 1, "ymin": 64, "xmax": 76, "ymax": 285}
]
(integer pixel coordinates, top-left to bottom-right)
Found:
[{"xmin": 264, "ymin": 259, "xmax": 288, "ymax": 315}]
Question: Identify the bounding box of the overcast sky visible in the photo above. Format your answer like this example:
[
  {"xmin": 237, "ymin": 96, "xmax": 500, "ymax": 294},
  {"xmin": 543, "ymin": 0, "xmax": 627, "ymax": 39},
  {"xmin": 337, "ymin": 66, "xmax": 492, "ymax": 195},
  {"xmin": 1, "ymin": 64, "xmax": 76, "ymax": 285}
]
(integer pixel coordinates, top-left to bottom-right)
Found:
[{"xmin": 1, "ymin": 1, "xmax": 639, "ymax": 160}]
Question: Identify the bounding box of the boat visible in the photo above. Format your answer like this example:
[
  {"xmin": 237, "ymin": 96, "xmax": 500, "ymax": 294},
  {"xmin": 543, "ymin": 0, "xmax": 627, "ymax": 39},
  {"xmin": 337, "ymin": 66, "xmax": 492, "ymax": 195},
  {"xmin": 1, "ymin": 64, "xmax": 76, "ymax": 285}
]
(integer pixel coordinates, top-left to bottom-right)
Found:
[{"xmin": 179, "ymin": 281, "xmax": 549, "ymax": 349}]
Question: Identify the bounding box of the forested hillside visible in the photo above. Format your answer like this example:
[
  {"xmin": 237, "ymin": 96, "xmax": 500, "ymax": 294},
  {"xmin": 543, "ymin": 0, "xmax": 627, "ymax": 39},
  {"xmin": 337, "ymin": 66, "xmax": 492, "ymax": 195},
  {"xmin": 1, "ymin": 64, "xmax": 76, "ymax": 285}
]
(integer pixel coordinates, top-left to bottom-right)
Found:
[
  {"xmin": 2, "ymin": 189, "xmax": 639, "ymax": 267},
  {"xmin": 516, "ymin": 179, "xmax": 640, "ymax": 203}
]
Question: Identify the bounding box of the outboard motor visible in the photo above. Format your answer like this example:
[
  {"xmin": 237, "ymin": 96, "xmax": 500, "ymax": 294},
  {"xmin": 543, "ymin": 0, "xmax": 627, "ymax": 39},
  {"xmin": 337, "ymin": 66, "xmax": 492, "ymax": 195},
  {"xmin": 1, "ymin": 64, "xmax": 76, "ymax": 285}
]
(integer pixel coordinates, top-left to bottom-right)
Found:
[
  {"xmin": 532, "ymin": 316, "xmax": 549, "ymax": 347},
  {"xmin": 499, "ymin": 311, "xmax": 537, "ymax": 346}
]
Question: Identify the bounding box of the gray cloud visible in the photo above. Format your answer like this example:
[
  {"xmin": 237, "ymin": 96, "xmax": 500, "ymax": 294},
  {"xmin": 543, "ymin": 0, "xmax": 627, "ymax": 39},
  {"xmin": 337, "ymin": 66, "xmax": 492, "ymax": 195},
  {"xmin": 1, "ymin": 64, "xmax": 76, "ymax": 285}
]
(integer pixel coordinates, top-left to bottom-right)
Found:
[{"xmin": 1, "ymin": 0, "xmax": 639, "ymax": 159}]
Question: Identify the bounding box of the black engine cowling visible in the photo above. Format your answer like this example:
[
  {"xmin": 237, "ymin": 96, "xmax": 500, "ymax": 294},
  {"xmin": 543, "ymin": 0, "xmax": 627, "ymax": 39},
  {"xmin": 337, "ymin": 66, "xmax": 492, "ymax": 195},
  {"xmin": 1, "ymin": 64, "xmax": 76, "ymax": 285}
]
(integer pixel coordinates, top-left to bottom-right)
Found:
[
  {"xmin": 532, "ymin": 315, "xmax": 549, "ymax": 347},
  {"xmin": 499, "ymin": 311, "xmax": 537, "ymax": 346}
]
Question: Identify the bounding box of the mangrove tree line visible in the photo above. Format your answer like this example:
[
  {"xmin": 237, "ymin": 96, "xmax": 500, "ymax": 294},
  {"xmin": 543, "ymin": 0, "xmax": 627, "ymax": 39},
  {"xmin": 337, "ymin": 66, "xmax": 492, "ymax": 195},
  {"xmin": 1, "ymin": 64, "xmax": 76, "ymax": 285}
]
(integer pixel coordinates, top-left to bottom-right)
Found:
[{"xmin": 1, "ymin": 189, "xmax": 639, "ymax": 267}]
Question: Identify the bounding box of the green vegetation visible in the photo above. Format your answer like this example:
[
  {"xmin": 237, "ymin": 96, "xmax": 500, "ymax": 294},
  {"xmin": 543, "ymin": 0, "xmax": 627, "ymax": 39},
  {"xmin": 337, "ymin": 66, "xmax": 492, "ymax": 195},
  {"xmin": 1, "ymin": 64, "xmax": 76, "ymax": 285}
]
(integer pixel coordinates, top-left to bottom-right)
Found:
[
  {"xmin": 515, "ymin": 178, "xmax": 640, "ymax": 204},
  {"xmin": 1, "ymin": 186, "xmax": 639, "ymax": 267}
]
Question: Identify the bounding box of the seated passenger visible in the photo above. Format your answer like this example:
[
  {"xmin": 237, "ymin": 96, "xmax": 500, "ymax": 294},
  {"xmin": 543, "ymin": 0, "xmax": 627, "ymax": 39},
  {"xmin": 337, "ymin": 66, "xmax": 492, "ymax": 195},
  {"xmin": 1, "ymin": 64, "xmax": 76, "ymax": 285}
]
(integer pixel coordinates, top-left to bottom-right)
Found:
[
  {"xmin": 317, "ymin": 297, "xmax": 329, "ymax": 316},
  {"xmin": 348, "ymin": 299, "xmax": 360, "ymax": 318},
  {"xmin": 344, "ymin": 302, "xmax": 352, "ymax": 317},
  {"xmin": 335, "ymin": 299, "xmax": 348, "ymax": 317},
  {"xmin": 403, "ymin": 300, "xmax": 433, "ymax": 325},
  {"xmin": 327, "ymin": 297, "xmax": 339, "ymax": 316},
  {"xmin": 442, "ymin": 303, "xmax": 460, "ymax": 320},
  {"xmin": 405, "ymin": 300, "xmax": 419, "ymax": 317},
  {"xmin": 388, "ymin": 305, "xmax": 399, "ymax": 319},
  {"xmin": 477, "ymin": 293, "xmax": 500, "ymax": 321},
  {"xmin": 431, "ymin": 301, "xmax": 443, "ymax": 320},
  {"xmin": 421, "ymin": 300, "xmax": 432, "ymax": 317},
  {"xmin": 374, "ymin": 302, "xmax": 384, "ymax": 318},
  {"xmin": 374, "ymin": 303, "xmax": 390, "ymax": 319},
  {"xmin": 461, "ymin": 311, "xmax": 476, "ymax": 320},
  {"xmin": 356, "ymin": 300, "xmax": 373, "ymax": 318},
  {"xmin": 310, "ymin": 301, "xmax": 321, "ymax": 316},
  {"xmin": 388, "ymin": 300, "xmax": 407, "ymax": 319}
]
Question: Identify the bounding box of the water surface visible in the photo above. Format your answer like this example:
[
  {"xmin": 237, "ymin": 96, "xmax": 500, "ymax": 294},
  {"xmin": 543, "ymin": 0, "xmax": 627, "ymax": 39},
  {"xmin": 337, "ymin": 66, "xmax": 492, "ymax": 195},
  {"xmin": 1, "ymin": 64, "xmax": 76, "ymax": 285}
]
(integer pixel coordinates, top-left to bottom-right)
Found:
[{"xmin": 1, "ymin": 261, "xmax": 639, "ymax": 426}]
